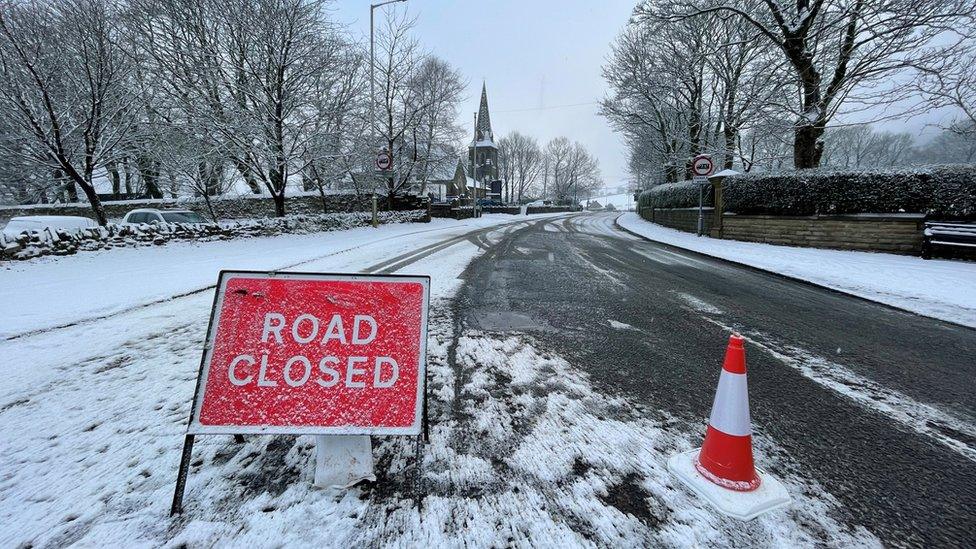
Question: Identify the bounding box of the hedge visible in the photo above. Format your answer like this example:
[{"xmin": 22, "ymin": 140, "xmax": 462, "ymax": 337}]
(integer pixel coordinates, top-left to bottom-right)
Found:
[
  {"xmin": 722, "ymin": 165, "xmax": 976, "ymax": 218},
  {"xmin": 637, "ymin": 181, "xmax": 713, "ymax": 210}
]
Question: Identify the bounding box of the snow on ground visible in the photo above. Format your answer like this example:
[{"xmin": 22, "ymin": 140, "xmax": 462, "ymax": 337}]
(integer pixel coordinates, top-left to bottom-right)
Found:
[
  {"xmin": 589, "ymin": 192, "xmax": 636, "ymax": 211},
  {"xmin": 617, "ymin": 212, "xmax": 976, "ymax": 328},
  {"xmin": 0, "ymin": 215, "xmax": 558, "ymax": 339},
  {"xmin": 0, "ymin": 212, "xmax": 880, "ymax": 547}
]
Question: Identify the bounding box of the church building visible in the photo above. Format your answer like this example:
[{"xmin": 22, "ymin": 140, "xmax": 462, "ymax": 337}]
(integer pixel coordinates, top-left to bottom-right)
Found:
[{"xmin": 468, "ymin": 83, "xmax": 502, "ymax": 200}]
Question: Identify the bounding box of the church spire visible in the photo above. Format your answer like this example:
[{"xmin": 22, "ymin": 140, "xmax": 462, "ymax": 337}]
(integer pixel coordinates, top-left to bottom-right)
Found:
[{"xmin": 475, "ymin": 82, "xmax": 493, "ymax": 143}]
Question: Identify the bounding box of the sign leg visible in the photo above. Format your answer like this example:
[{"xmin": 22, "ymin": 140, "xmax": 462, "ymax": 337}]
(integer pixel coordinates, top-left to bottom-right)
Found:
[
  {"xmin": 414, "ymin": 434, "xmax": 425, "ymax": 511},
  {"xmin": 170, "ymin": 434, "xmax": 195, "ymax": 516},
  {"xmin": 313, "ymin": 435, "xmax": 376, "ymax": 489}
]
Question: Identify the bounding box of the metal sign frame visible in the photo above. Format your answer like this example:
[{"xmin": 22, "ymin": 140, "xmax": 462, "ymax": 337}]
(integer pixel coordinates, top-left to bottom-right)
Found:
[{"xmin": 171, "ymin": 270, "xmax": 431, "ymax": 515}]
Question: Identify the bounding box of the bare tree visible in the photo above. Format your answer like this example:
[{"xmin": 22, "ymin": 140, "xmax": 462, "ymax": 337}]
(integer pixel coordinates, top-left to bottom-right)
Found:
[
  {"xmin": 410, "ymin": 56, "xmax": 465, "ymax": 196},
  {"xmin": 0, "ymin": 0, "xmax": 133, "ymax": 224},
  {"xmin": 912, "ymin": 40, "xmax": 976, "ymax": 136},
  {"xmin": 658, "ymin": 0, "xmax": 976, "ymax": 168},
  {"xmin": 821, "ymin": 124, "xmax": 918, "ymax": 168},
  {"xmin": 371, "ymin": 11, "xmax": 427, "ymax": 205},
  {"xmin": 125, "ymin": 0, "xmax": 349, "ymax": 217},
  {"xmin": 498, "ymin": 132, "xmax": 543, "ymax": 203}
]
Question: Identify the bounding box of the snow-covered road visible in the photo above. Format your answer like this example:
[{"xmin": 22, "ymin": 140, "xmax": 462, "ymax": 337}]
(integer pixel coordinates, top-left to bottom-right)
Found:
[{"xmin": 0, "ymin": 213, "xmax": 898, "ymax": 546}]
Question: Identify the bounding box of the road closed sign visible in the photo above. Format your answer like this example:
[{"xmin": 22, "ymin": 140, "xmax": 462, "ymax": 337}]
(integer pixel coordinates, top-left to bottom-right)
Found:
[{"xmin": 187, "ymin": 271, "xmax": 430, "ymax": 436}]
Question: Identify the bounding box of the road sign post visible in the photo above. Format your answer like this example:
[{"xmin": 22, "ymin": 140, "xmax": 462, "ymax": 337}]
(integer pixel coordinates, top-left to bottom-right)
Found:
[
  {"xmin": 371, "ymin": 193, "xmax": 378, "ymax": 228},
  {"xmin": 691, "ymin": 155, "xmax": 715, "ymax": 237},
  {"xmin": 171, "ymin": 271, "xmax": 430, "ymax": 514}
]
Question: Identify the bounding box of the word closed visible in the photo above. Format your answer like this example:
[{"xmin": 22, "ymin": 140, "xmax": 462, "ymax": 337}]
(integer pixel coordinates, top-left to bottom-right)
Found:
[{"xmin": 189, "ymin": 272, "xmax": 430, "ymax": 435}]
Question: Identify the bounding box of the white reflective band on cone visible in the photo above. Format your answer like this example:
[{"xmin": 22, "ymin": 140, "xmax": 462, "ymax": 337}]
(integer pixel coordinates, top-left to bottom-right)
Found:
[{"xmin": 708, "ymin": 370, "xmax": 752, "ymax": 436}]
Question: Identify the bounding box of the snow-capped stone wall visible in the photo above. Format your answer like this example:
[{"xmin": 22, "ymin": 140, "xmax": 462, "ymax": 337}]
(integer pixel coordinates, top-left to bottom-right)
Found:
[
  {"xmin": 0, "ymin": 210, "xmax": 428, "ymax": 261},
  {"xmin": 0, "ymin": 192, "xmax": 429, "ymax": 225}
]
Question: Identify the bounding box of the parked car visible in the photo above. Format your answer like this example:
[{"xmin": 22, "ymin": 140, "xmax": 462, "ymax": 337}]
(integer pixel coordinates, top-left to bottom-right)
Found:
[
  {"xmin": 526, "ymin": 199, "xmax": 553, "ymax": 207},
  {"xmin": 123, "ymin": 209, "xmax": 208, "ymax": 225},
  {"xmin": 2, "ymin": 215, "xmax": 97, "ymax": 238}
]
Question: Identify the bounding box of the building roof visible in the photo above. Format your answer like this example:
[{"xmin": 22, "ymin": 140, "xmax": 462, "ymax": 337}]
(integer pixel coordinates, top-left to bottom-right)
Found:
[
  {"xmin": 473, "ymin": 82, "xmax": 494, "ymax": 145},
  {"xmin": 427, "ymin": 157, "xmax": 463, "ymax": 182}
]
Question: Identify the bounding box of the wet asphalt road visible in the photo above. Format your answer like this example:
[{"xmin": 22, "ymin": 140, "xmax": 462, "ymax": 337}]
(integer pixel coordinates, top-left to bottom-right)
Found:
[{"xmin": 454, "ymin": 212, "xmax": 976, "ymax": 547}]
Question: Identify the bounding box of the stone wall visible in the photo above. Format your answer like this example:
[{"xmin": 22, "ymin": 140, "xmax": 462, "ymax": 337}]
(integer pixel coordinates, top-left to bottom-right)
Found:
[
  {"xmin": 0, "ymin": 192, "xmax": 427, "ymax": 224},
  {"xmin": 483, "ymin": 206, "xmax": 522, "ymax": 215},
  {"xmin": 640, "ymin": 205, "xmax": 925, "ymax": 254},
  {"xmin": 430, "ymin": 204, "xmax": 475, "ymax": 220},
  {"xmin": 1, "ymin": 210, "xmax": 428, "ymax": 261},
  {"xmin": 526, "ymin": 206, "xmax": 578, "ymax": 215},
  {"xmin": 721, "ymin": 213, "xmax": 925, "ymax": 254},
  {"xmin": 640, "ymin": 207, "xmax": 714, "ymax": 234}
]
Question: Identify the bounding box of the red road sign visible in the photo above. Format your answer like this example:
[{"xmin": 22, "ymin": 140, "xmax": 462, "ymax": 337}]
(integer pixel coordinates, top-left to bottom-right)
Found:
[
  {"xmin": 692, "ymin": 155, "xmax": 715, "ymax": 177},
  {"xmin": 188, "ymin": 271, "xmax": 430, "ymax": 435},
  {"xmin": 375, "ymin": 151, "xmax": 392, "ymax": 171}
]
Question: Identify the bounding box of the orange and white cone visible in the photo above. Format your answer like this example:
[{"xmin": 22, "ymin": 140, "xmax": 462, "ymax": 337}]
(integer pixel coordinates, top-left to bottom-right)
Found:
[
  {"xmin": 695, "ymin": 334, "xmax": 761, "ymax": 491},
  {"xmin": 667, "ymin": 333, "xmax": 791, "ymax": 520}
]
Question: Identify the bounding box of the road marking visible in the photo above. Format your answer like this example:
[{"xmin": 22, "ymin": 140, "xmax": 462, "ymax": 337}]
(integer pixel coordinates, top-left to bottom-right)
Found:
[
  {"xmin": 674, "ymin": 292, "xmax": 724, "ymax": 315},
  {"xmin": 704, "ymin": 317, "xmax": 976, "ymax": 463},
  {"xmin": 607, "ymin": 319, "xmax": 638, "ymax": 331}
]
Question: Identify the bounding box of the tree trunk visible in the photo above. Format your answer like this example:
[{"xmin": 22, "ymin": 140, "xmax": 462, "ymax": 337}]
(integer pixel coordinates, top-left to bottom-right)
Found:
[
  {"xmin": 75, "ymin": 177, "xmax": 108, "ymax": 226},
  {"xmin": 232, "ymin": 158, "xmax": 262, "ymax": 194},
  {"xmin": 201, "ymin": 191, "xmax": 219, "ymax": 223},
  {"xmin": 723, "ymin": 126, "xmax": 737, "ymax": 170},
  {"xmin": 793, "ymin": 123, "xmax": 826, "ymax": 169},
  {"xmin": 272, "ymin": 192, "xmax": 286, "ymax": 217},
  {"xmin": 107, "ymin": 160, "xmax": 121, "ymax": 197},
  {"xmin": 138, "ymin": 156, "xmax": 163, "ymax": 198},
  {"xmin": 122, "ymin": 157, "xmax": 133, "ymax": 194},
  {"xmin": 56, "ymin": 169, "xmax": 78, "ymax": 202}
]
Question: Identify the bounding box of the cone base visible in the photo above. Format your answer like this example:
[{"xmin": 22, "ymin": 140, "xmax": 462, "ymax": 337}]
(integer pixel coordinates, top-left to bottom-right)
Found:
[{"xmin": 668, "ymin": 449, "xmax": 791, "ymax": 521}]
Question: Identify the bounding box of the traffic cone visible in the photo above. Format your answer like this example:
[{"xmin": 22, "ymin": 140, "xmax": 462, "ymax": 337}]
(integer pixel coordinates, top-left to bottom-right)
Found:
[
  {"xmin": 667, "ymin": 333, "xmax": 791, "ymax": 520},
  {"xmin": 695, "ymin": 334, "xmax": 761, "ymax": 491}
]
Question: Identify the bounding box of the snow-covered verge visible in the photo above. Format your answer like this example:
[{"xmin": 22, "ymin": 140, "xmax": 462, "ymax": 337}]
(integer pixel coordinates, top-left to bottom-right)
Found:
[
  {"xmin": 0, "ymin": 210, "xmax": 426, "ymax": 261},
  {"xmin": 0, "ymin": 214, "xmax": 551, "ymax": 339},
  {"xmin": 617, "ymin": 212, "xmax": 976, "ymax": 328},
  {"xmin": 0, "ymin": 213, "xmax": 881, "ymax": 547}
]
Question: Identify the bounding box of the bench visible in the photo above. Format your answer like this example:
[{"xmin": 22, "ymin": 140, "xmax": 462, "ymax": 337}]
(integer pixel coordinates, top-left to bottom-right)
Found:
[{"xmin": 922, "ymin": 221, "xmax": 976, "ymax": 259}]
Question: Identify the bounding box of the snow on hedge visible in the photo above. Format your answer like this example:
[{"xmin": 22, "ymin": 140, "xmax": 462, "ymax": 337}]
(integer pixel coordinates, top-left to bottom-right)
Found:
[
  {"xmin": 0, "ymin": 210, "xmax": 427, "ymax": 261},
  {"xmin": 724, "ymin": 165, "xmax": 976, "ymax": 217},
  {"xmin": 638, "ymin": 165, "xmax": 976, "ymax": 218},
  {"xmin": 637, "ymin": 181, "xmax": 712, "ymax": 211}
]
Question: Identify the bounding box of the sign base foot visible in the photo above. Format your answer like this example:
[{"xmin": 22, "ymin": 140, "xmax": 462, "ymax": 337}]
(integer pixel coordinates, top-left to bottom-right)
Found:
[{"xmin": 314, "ymin": 435, "xmax": 376, "ymax": 489}]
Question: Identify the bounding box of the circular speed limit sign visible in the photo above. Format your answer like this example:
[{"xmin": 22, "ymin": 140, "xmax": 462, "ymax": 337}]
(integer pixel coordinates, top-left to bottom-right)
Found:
[
  {"xmin": 375, "ymin": 151, "xmax": 392, "ymax": 171},
  {"xmin": 692, "ymin": 154, "xmax": 714, "ymax": 177}
]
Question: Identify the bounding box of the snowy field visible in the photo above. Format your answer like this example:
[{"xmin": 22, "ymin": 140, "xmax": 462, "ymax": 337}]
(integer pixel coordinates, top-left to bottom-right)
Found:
[
  {"xmin": 0, "ymin": 212, "xmax": 880, "ymax": 547},
  {"xmin": 589, "ymin": 192, "xmax": 636, "ymax": 211},
  {"xmin": 617, "ymin": 212, "xmax": 976, "ymax": 328}
]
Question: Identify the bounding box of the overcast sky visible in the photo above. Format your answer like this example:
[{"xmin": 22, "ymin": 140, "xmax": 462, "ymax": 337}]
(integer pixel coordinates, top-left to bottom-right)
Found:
[{"xmin": 333, "ymin": 0, "xmax": 638, "ymax": 190}]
